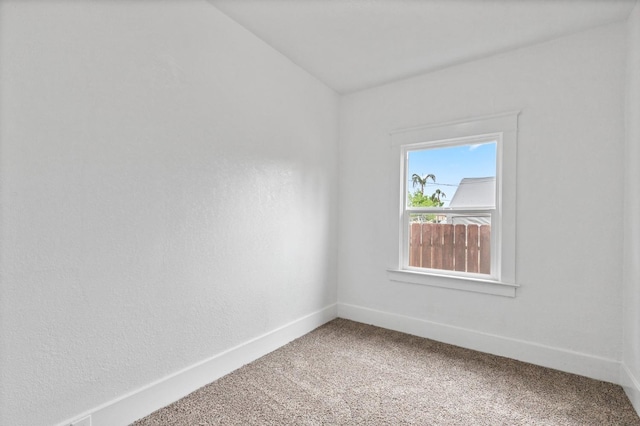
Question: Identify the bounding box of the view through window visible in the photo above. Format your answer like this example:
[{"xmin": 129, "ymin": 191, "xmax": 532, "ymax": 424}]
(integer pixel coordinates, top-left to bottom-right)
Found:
[{"xmin": 405, "ymin": 140, "xmax": 497, "ymax": 275}]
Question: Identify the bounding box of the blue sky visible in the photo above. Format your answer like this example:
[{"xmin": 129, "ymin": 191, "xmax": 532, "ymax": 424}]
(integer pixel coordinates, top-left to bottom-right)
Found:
[{"xmin": 407, "ymin": 142, "xmax": 497, "ymax": 207}]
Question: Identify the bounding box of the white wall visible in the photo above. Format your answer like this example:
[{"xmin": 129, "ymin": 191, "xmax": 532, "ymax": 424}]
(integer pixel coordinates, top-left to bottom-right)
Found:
[
  {"xmin": 338, "ymin": 23, "xmax": 627, "ymax": 378},
  {"xmin": 0, "ymin": 1, "xmax": 636, "ymax": 424},
  {"xmin": 0, "ymin": 1, "xmax": 338, "ymax": 425},
  {"xmin": 623, "ymin": 0, "xmax": 640, "ymax": 412}
]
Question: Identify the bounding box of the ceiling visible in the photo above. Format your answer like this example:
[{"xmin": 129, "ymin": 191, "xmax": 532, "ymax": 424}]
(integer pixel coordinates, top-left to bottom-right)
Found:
[{"xmin": 208, "ymin": 0, "xmax": 637, "ymax": 94}]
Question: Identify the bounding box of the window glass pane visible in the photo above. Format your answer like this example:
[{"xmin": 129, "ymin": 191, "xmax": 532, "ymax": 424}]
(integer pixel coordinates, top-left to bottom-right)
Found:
[
  {"xmin": 408, "ymin": 213, "xmax": 491, "ymax": 274},
  {"xmin": 407, "ymin": 142, "xmax": 497, "ymax": 208}
]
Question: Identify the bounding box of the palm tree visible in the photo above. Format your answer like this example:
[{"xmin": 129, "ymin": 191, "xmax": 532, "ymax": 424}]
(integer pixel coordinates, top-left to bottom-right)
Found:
[
  {"xmin": 430, "ymin": 188, "xmax": 446, "ymax": 205},
  {"xmin": 411, "ymin": 173, "xmax": 436, "ymax": 195}
]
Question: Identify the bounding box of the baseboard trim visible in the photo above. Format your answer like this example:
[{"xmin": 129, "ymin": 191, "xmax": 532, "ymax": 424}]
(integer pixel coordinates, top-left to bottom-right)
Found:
[
  {"xmin": 337, "ymin": 303, "xmax": 620, "ymax": 384},
  {"xmin": 621, "ymin": 363, "xmax": 640, "ymax": 416},
  {"xmin": 58, "ymin": 304, "xmax": 338, "ymax": 426}
]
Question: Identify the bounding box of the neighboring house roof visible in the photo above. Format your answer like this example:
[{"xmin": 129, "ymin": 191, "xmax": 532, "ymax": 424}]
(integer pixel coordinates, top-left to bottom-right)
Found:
[
  {"xmin": 448, "ymin": 177, "xmax": 495, "ymax": 208},
  {"xmin": 446, "ymin": 177, "xmax": 495, "ymax": 225}
]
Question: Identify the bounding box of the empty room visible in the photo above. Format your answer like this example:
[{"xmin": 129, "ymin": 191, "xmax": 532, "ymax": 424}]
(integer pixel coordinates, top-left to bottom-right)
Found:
[{"xmin": 1, "ymin": 0, "xmax": 639, "ymax": 425}]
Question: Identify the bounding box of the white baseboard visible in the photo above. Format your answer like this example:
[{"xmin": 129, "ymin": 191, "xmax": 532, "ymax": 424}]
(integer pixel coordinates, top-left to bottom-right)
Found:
[
  {"xmin": 59, "ymin": 304, "xmax": 337, "ymax": 426},
  {"xmin": 621, "ymin": 363, "xmax": 640, "ymax": 416},
  {"xmin": 59, "ymin": 302, "xmax": 633, "ymax": 426},
  {"xmin": 337, "ymin": 303, "xmax": 621, "ymax": 384}
]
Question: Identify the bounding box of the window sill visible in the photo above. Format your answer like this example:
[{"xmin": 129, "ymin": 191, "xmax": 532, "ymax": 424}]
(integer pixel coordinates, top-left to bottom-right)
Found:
[{"xmin": 386, "ymin": 269, "xmax": 518, "ymax": 297}]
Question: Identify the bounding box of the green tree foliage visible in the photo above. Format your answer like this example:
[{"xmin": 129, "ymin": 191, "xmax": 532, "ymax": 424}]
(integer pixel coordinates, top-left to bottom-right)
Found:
[
  {"xmin": 407, "ymin": 175, "xmax": 445, "ymax": 207},
  {"xmin": 408, "ymin": 173, "xmax": 446, "ymax": 223},
  {"xmin": 407, "ymin": 191, "xmax": 442, "ymax": 207}
]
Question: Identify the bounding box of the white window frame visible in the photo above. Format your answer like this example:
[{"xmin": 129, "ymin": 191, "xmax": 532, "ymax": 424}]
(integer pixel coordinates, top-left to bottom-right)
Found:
[
  {"xmin": 388, "ymin": 112, "xmax": 519, "ymax": 297},
  {"xmin": 401, "ymin": 134, "xmax": 500, "ymax": 279}
]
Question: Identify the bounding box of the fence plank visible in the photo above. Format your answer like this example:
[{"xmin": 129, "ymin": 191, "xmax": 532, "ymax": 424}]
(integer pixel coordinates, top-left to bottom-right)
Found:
[
  {"xmin": 442, "ymin": 224, "xmax": 454, "ymax": 270},
  {"xmin": 432, "ymin": 224, "xmax": 443, "ymax": 270},
  {"xmin": 409, "ymin": 222, "xmax": 421, "ymax": 267},
  {"xmin": 421, "ymin": 224, "xmax": 432, "ymax": 269},
  {"xmin": 454, "ymin": 224, "xmax": 466, "ymax": 272},
  {"xmin": 408, "ymin": 223, "xmax": 491, "ymax": 274},
  {"xmin": 467, "ymin": 225, "xmax": 479, "ymax": 273},
  {"xmin": 479, "ymin": 225, "xmax": 491, "ymax": 274}
]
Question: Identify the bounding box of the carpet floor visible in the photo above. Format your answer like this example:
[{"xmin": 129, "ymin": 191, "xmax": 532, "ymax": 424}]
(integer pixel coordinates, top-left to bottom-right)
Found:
[{"xmin": 133, "ymin": 319, "xmax": 640, "ymax": 425}]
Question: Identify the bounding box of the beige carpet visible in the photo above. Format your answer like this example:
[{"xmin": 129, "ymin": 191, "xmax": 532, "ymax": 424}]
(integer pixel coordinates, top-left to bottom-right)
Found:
[{"xmin": 133, "ymin": 319, "xmax": 640, "ymax": 425}]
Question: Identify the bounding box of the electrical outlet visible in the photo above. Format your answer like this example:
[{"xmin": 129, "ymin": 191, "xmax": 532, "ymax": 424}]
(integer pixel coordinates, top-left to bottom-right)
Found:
[{"xmin": 70, "ymin": 415, "xmax": 91, "ymax": 426}]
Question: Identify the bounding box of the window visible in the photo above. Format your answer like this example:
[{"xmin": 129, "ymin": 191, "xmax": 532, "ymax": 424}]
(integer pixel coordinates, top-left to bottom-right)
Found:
[
  {"xmin": 388, "ymin": 112, "xmax": 519, "ymax": 297},
  {"xmin": 404, "ymin": 138, "xmax": 498, "ymax": 277}
]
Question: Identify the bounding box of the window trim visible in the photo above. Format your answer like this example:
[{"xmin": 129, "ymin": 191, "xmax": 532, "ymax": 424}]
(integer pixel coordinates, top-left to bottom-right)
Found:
[{"xmin": 388, "ymin": 111, "xmax": 519, "ymax": 297}]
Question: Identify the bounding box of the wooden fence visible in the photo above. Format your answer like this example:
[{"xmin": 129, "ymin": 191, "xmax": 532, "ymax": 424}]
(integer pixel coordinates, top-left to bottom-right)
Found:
[{"xmin": 409, "ymin": 223, "xmax": 490, "ymax": 273}]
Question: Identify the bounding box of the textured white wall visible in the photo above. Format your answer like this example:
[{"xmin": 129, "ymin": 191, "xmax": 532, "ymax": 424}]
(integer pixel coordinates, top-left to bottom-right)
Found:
[
  {"xmin": 338, "ymin": 23, "xmax": 626, "ymax": 360},
  {"xmin": 0, "ymin": 1, "xmax": 338, "ymax": 425},
  {"xmin": 623, "ymin": 0, "xmax": 640, "ymax": 409}
]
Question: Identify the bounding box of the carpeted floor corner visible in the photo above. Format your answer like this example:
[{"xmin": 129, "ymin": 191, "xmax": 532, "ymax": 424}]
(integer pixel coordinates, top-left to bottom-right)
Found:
[{"xmin": 132, "ymin": 319, "xmax": 640, "ymax": 425}]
